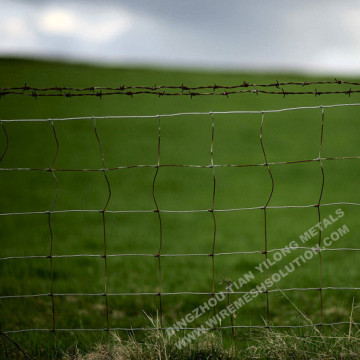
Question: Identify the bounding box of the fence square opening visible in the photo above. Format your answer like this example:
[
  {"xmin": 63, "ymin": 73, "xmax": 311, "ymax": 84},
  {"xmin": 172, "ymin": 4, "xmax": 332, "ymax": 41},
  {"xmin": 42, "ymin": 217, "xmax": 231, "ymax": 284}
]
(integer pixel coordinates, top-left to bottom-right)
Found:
[
  {"xmin": 322, "ymin": 106, "xmax": 360, "ymax": 158},
  {"xmin": 95, "ymin": 117, "xmax": 158, "ymax": 167},
  {"xmin": 214, "ymin": 113, "xmax": 263, "ymax": 165},
  {"xmin": 267, "ymin": 207, "xmax": 318, "ymax": 249},
  {"xmin": 55, "ymin": 294, "xmax": 107, "ymax": 329},
  {"xmin": 1, "ymin": 214, "xmax": 49, "ymax": 257},
  {"xmin": 0, "ymin": 296, "xmax": 52, "ymax": 330},
  {"xmin": 268, "ymin": 290, "xmax": 320, "ymax": 326},
  {"xmin": 106, "ymin": 212, "xmax": 159, "ymax": 255},
  {"xmin": 160, "ymin": 212, "xmax": 213, "ymax": 254},
  {"xmin": 215, "ymin": 166, "xmax": 271, "ymax": 209},
  {"xmin": 264, "ymin": 108, "xmax": 320, "ymax": 162},
  {"xmin": 107, "ymin": 294, "xmax": 158, "ymax": 329},
  {"xmin": 161, "ymin": 256, "xmax": 212, "ymax": 293},
  {"xmin": 321, "ymin": 159, "xmax": 360, "ymax": 204},
  {"xmin": 53, "ymin": 120, "xmax": 106, "ymax": 169},
  {"xmin": 156, "ymin": 167, "xmax": 213, "ymax": 210},
  {"xmin": 269, "ymin": 161, "xmax": 321, "ymax": 206},
  {"xmin": 106, "ymin": 168, "xmax": 155, "ymax": 211},
  {"xmin": 52, "ymin": 212, "xmax": 104, "ymax": 255},
  {"xmin": 0, "ymin": 121, "xmax": 56, "ymax": 169},
  {"xmin": 54, "ymin": 171, "xmax": 109, "ymax": 210},
  {"xmin": 214, "ymin": 253, "xmax": 266, "ymax": 293},
  {"xmin": 322, "ymin": 289, "xmax": 360, "ymax": 324},
  {"xmin": 162, "ymin": 293, "xmax": 211, "ymax": 328},
  {"xmin": 0, "ymin": 171, "xmax": 56, "ymax": 213},
  {"xmin": 160, "ymin": 114, "xmax": 211, "ymax": 165},
  {"xmin": 53, "ymin": 257, "xmax": 105, "ymax": 293},
  {"xmin": 0, "ymin": 257, "xmax": 50, "ymax": 295},
  {"xmin": 215, "ymin": 210, "xmax": 264, "ymax": 253},
  {"xmin": 107, "ymin": 256, "xmax": 158, "ymax": 294}
]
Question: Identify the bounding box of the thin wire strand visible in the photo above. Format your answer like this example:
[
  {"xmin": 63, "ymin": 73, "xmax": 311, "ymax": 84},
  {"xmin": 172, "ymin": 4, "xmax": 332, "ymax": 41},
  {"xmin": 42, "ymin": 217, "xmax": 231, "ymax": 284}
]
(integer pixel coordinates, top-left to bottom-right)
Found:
[
  {"xmin": 0, "ymin": 202, "xmax": 359, "ymax": 217},
  {"xmin": 209, "ymin": 112, "xmax": 217, "ymax": 321},
  {"xmin": 3, "ymin": 247, "xmax": 360, "ymax": 262},
  {"xmin": 153, "ymin": 116, "xmax": 163, "ymax": 327},
  {"xmin": 0, "ymin": 121, "xmax": 8, "ymax": 162},
  {"xmin": 47, "ymin": 120, "xmax": 59, "ymax": 349},
  {"xmin": 2, "ymin": 287, "xmax": 360, "ymax": 300},
  {"xmin": 259, "ymin": 113, "xmax": 275, "ymax": 326},
  {"xmin": 1, "ymin": 155, "xmax": 360, "ymax": 172},
  {"xmin": 3, "ymin": 321, "xmax": 360, "ymax": 334},
  {"xmin": 93, "ymin": 117, "xmax": 111, "ymax": 333},
  {"xmin": 2, "ymin": 103, "xmax": 360, "ymax": 123},
  {"xmin": 317, "ymin": 108, "xmax": 325, "ymax": 324}
]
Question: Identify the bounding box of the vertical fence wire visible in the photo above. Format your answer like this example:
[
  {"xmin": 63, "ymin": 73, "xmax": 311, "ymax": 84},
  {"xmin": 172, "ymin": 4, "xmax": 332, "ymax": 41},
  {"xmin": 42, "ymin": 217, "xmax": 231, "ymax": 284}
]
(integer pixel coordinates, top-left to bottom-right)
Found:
[
  {"xmin": 259, "ymin": 112, "xmax": 275, "ymax": 326},
  {"xmin": 0, "ymin": 121, "xmax": 8, "ymax": 162},
  {"xmin": 209, "ymin": 113, "xmax": 217, "ymax": 322},
  {"xmin": 47, "ymin": 120, "xmax": 59, "ymax": 349},
  {"xmin": 152, "ymin": 115, "xmax": 163, "ymax": 327},
  {"xmin": 317, "ymin": 107, "xmax": 326, "ymax": 324},
  {"xmin": 93, "ymin": 118, "xmax": 112, "ymax": 332}
]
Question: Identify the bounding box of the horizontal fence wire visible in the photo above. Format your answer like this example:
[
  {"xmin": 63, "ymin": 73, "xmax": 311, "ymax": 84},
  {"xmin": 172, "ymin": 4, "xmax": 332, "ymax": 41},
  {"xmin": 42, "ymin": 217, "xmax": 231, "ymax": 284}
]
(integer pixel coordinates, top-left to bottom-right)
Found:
[
  {"xmin": 4, "ymin": 322, "xmax": 360, "ymax": 334},
  {"xmin": 1, "ymin": 103, "xmax": 360, "ymax": 122},
  {"xmin": 3, "ymin": 287, "xmax": 360, "ymax": 300},
  {"xmin": 1, "ymin": 79, "xmax": 360, "ymax": 98},
  {"xmin": 0, "ymin": 102, "xmax": 359, "ymax": 337}
]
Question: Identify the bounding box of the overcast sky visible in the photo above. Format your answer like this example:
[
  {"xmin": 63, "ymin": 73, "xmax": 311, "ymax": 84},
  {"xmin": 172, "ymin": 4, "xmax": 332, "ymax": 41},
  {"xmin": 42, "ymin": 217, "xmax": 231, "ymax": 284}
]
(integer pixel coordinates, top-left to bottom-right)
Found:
[{"xmin": 1, "ymin": 0, "xmax": 360, "ymax": 74}]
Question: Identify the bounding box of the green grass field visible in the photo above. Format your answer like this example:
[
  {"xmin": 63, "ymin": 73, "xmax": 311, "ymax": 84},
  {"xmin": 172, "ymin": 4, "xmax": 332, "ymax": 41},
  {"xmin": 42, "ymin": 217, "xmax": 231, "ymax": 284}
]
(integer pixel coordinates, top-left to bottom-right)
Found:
[{"xmin": 1, "ymin": 58, "xmax": 360, "ymax": 358}]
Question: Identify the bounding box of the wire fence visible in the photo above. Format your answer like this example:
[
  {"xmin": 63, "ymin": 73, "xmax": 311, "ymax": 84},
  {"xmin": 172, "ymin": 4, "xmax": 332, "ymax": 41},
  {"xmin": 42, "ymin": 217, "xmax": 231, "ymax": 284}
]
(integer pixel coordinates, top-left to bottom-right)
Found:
[
  {"xmin": 1, "ymin": 102, "xmax": 360, "ymax": 341},
  {"xmin": 1, "ymin": 79, "xmax": 360, "ymax": 98}
]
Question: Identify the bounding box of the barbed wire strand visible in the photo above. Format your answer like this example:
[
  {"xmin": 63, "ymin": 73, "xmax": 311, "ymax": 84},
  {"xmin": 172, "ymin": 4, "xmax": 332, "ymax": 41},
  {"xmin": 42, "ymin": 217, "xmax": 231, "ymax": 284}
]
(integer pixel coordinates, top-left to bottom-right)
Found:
[
  {"xmin": 2, "ymin": 79, "xmax": 360, "ymax": 99},
  {"xmin": 1, "ymin": 88, "xmax": 360, "ymax": 99},
  {"xmin": 2, "ymin": 79, "xmax": 360, "ymax": 92}
]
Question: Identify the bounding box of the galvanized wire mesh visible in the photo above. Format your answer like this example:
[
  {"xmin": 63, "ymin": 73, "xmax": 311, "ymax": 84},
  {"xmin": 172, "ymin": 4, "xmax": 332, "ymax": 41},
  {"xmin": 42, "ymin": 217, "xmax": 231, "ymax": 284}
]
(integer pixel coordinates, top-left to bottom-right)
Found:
[{"xmin": 0, "ymin": 103, "xmax": 360, "ymax": 338}]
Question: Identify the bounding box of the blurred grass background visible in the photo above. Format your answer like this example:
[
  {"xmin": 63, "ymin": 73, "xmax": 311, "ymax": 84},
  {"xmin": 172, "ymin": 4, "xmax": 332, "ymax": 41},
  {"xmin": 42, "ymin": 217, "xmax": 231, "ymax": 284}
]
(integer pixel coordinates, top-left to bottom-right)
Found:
[{"xmin": 1, "ymin": 58, "xmax": 360, "ymax": 358}]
